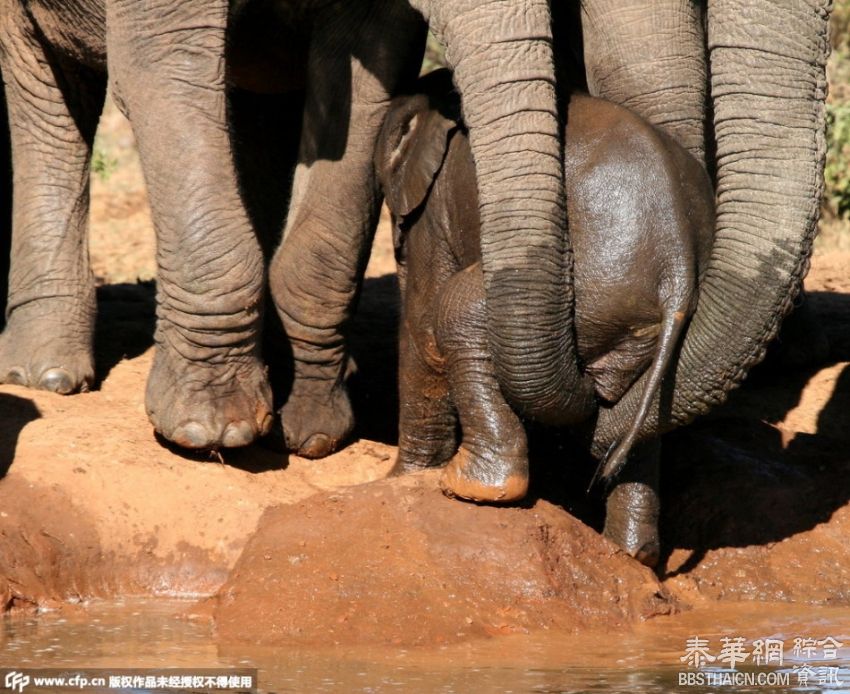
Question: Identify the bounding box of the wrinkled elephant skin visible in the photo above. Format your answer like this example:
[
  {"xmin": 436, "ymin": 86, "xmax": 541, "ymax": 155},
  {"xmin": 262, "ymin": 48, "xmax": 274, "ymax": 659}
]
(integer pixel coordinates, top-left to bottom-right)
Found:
[{"xmin": 377, "ymin": 74, "xmax": 715, "ymax": 565}]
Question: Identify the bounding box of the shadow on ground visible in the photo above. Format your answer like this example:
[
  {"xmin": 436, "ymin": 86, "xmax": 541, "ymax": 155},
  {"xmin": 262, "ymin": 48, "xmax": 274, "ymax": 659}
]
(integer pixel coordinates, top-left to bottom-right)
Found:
[
  {"xmin": 347, "ymin": 274, "xmax": 400, "ymax": 446},
  {"xmin": 654, "ymin": 290, "xmax": 850, "ymax": 584},
  {"xmin": 93, "ymin": 282, "xmax": 156, "ymax": 387},
  {"xmin": 0, "ymin": 394, "xmax": 40, "ymax": 478}
]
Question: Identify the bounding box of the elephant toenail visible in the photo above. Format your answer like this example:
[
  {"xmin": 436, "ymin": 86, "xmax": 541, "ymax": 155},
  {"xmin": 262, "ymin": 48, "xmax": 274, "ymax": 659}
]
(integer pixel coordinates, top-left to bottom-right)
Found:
[
  {"xmin": 5, "ymin": 367, "xmax": 28, "ymax": 386},
  {"xmin": 259, "ymin": 412, "xmax": 274, "ymax": 436},
  {"xmin": 222, "ymin": 421, "xmax": 255, "ymax": 448},
  {"xmin": 299, "ymin": 433, "xmax": 332, "ymax": 459},
  {"xmin": 38, "ymin": 368, "xmax": 75, "ymax": 395},
  {"xmin": 172, "ymin": 422, "xmax": 215, "ymax": 449}
]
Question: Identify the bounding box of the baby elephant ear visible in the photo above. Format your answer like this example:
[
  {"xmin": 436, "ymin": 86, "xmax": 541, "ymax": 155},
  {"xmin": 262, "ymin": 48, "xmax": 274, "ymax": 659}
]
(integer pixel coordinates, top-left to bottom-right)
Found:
[{"xmin": 377, "ymin": 94, "xmax": 459, "ymax": 219}]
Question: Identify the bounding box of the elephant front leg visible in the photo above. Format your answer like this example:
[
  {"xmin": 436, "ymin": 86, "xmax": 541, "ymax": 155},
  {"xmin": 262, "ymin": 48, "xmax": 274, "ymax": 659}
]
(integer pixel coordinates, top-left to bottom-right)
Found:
[
  {"xmin": 603, "ymin": 439, "xmax": 661, "ymax": 568},
  {"xmin": 107, "ymin": 2, "xmax": 272, "ymax": 449},
  {"xmin": 435, "ymin": 265, "xmax": 529, "ymax": 503},
  {"xmin": 392, "ymin": 318, "xmax": 457, "ymax": 475},
  {"xmin": 271, "ymin": 1, "xmax": 425, "ymax": 458},
  {"xmin": 0, "ymin": 15, "xmax": 104, "ymax": 393}
]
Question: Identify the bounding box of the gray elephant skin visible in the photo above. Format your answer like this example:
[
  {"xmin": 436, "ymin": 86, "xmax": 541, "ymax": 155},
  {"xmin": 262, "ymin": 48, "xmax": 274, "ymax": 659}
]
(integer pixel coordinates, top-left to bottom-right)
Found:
[
  {"xmin": 377, "ymin": 71, "xmax": 715, "ymax": 565},
  {"xmin": 0, "ymin": 79, "xmax": 9, "ymax": 319},
  {"xmin": 549, "ymin": 0, "xmax": 830, "ymax": 465},
  {"xmin": 0, "ymin": 0, "xmax": 421, "ymax": 450},
  {"xmin": 0, "ymin": 0, "xmax": 582, "ymax": 455},
  {"xmin": 0, "ymin": 0, "xmax": 832, "ymax": 466}
]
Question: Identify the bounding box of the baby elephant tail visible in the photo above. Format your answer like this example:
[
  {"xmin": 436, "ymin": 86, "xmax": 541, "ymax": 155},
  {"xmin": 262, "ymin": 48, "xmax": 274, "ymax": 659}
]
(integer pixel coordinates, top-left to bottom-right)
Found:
[{"xmin": 593, "ymin": 302, "xmax": 689, "ymax": 486}]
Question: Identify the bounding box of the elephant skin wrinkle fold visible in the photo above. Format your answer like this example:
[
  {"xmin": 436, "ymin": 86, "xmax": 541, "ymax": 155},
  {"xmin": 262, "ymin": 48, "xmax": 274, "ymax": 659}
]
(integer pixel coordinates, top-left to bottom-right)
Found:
[{"xmin": 377, "ymin": 71, "xmax": 714, "ymax": 568}]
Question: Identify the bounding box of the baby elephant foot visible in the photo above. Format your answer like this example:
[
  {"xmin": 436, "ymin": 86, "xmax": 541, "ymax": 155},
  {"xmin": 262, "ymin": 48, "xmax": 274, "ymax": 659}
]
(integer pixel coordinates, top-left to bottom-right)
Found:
[
  {"xmin": 280, "ymin": 381, "xmax": 353, "ymax": 458},
  {"xmin": 603, "ymin": 481, "xmax": 661, "ymax": 568},
  {"xmin": 0, "ymin": 304, "xmax": 94, "ymax": 394},
  {"xmin": 146, "ymin": 347, "xmax": 273, "ymax": 450},
  {"xmin": 439, "ymin": 446, "xmax": 529, "ymax": 504},
  {"xmin": 391, "ymin": 439, "xmax": 457, "ymax": 477}
]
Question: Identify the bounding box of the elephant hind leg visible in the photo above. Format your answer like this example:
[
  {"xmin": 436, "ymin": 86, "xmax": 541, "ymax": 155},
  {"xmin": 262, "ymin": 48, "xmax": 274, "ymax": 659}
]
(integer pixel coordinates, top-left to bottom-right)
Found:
[
  {"xmin": 435, "ymin": 264, "xmax": 529, "ymax": 504},
  {"xmin": 272, "ymin": 1, "xmax": 425, "ymax": 459},
  {"xmin": 603, "ymin": 439, "xmax": 661, "ymax": 568},
  {"xmin": 0, "ymin": 11, "xmax": 105, "ymax": 393}
]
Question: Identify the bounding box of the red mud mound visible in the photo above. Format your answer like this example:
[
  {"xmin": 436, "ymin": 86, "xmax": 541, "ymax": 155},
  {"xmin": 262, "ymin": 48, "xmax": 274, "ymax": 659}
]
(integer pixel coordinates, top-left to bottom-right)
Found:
[
  {"xmin": 0, "ymin": 321, "xmax": 396, "ymax": 610},
  {"xmin": 211, "ymin": 472, "xmax": 673, "ymax": 647}
]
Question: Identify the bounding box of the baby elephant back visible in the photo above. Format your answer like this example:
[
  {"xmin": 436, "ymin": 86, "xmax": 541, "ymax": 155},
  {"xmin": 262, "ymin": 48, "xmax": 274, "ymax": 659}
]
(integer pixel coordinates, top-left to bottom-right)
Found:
[{"xmin": 564, "ymin": 94, "xmax": 715, "ymax": 278}]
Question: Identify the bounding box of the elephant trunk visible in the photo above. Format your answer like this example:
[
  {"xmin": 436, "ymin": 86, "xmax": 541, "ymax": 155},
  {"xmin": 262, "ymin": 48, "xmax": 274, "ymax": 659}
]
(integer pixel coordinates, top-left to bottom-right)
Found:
[
  {"xmin": 593, "ymin": 0, "xmax": 831, "ymax": 460},
  {"xmin": 577, "ymin": 0, "xmax": 708, "ymax": 164},
  {"xmin": 420, "ymin": 0, "xmax": 596, "ymax": 425}
]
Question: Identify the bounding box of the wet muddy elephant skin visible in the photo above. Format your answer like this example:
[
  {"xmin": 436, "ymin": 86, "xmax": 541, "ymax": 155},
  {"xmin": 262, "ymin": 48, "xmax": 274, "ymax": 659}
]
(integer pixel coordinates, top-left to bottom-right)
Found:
[
  {"xmin": 286, "ymin": 0, "xmax": 828, "ymax": 471},
  {"xmin": 376, "ymin": 72, "xmax": 715, "ymax": 566}
]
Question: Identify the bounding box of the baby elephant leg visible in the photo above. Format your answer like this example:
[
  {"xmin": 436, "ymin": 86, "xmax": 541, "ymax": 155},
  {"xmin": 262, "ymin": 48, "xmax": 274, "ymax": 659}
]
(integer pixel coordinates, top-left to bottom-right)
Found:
[
  {"xmin": 435, "ymin": 265, "xmax": 528, "ymax": 503},
  {"xmin": 392, "ymin": 318, "xmax": 458, "ymax": 474},
  {"xmin": 603, "ymin": 439, "xmax": 661, "ymax": 568}
]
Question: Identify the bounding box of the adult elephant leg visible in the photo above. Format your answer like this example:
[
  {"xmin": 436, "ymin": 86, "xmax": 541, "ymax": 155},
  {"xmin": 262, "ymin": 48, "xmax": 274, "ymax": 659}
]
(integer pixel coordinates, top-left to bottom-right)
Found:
[
  {"xmin": 229, "ymin": 88, "xmax": 304, "ymax": 403},
  {"xmin": 577, "ymin": 0, "xmax": 708, "ymax": 162},
  {"xmin": 0, "ymin": 68, "xmax": 10, "ymax": 326},
  {"xmin": 272, "ymin": 1, "xmax": 425, "ymax": 458},
  {"xmin": 107, "ymin": 1, "xmax": 271, "ymax": 449},
  {"xmin": 593, "ymin": 0, "xmax": 831, "ymax": 468},
  {"xmin": 0, "ymin": 11, "xmax": 103, "ymax": 393}
]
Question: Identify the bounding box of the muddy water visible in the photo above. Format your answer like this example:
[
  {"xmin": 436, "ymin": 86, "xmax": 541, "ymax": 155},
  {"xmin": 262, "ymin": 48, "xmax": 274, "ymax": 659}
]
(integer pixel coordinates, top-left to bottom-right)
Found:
[{"xmin": 2, "ymin": 600, "xmax": 849, "ymax": 693}]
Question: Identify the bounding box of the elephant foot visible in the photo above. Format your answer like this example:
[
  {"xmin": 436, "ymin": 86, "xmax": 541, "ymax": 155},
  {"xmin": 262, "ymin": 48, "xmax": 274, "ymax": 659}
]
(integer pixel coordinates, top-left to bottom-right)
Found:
[
  {"xmin": 0, "ymin": 303, "xmax": 94, "ymax": 394},
  {"xmin": 146, "ymin": 346, "xmax": 273, "ymax": 450},
  {"xmin": 390, "ymin": 445, "xmax": 455, "ymax": 477},
  {"xmin": 603, "ymin": 481, "xmax": 660, "ymax": 569},
  {"xmin": 439, "ymin": 447, "xmax": 528, "ymax": 504},
  {"xmin": 280, "ymin": 380, "xmax": 353, "ymax": 458}
]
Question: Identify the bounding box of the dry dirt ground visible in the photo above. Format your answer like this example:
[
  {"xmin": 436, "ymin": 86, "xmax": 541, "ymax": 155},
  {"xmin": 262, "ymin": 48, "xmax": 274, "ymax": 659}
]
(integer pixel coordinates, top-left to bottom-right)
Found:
[{"xmin": 1, "ymin": 104, "xmax": 850, "ymax": 646}]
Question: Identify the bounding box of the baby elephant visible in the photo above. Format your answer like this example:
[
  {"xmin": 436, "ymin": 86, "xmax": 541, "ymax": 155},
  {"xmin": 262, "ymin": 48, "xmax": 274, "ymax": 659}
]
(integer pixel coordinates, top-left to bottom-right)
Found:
[{"xmin": 376, "ymin": 69, "xmax": 714, "ymax": 565}]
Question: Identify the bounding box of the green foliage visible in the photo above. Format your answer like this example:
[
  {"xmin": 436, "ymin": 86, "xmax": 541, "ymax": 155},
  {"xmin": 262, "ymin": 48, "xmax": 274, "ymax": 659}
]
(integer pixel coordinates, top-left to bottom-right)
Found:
[
  {"xmin": 825, "ymin": 102, "xmax": 850, "ymax": 218},
  {"xmin": 91, "ymin": 145, "xmax": 118, "ymax": 183},
  {"xmin": 421, "ymin": 32, "xmax": 446, "ymax": 76},
  {"xmin": 824, "ymin": 0, "xmax": 850, "ymax": 226}
]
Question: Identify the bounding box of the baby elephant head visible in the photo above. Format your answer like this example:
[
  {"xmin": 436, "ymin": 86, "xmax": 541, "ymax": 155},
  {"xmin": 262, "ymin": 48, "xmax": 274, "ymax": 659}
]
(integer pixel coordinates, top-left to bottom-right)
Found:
[{"xmin": 375, "ymin": 69, "xmax": 462, "ymax": 224}]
